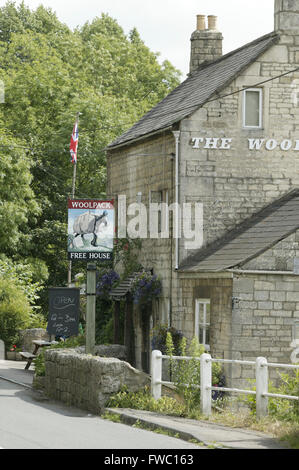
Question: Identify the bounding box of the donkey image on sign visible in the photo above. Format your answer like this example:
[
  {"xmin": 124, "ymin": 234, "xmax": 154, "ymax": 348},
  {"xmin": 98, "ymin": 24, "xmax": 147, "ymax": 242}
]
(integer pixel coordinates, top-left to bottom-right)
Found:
[{"xmin": 73, "ymin": 210, "xmax": 108, "ymax": 247}]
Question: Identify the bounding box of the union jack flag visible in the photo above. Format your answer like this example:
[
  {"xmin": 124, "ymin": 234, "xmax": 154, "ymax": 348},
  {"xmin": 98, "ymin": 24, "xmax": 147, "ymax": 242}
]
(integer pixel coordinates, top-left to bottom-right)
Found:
[{"xmin": 70, "ymin": 120, "xmax": 79, "ymax": 164}]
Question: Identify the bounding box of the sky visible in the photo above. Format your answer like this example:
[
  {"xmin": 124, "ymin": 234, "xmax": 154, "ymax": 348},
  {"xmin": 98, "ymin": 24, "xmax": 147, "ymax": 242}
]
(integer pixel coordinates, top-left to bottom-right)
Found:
[{"xmin": 3, "ymin": 0, "xmax": 275, "ymax": 78}]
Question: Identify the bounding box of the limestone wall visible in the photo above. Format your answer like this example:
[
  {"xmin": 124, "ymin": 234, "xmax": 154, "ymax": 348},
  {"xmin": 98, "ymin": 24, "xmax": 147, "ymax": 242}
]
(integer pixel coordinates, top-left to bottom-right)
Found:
[
  {"xmin": 43, "ymin": 348, "xmax": 150, "ymax": 414},
  {"xmin": 179, "ymin": 39, "xmax": 299, "ymax": 263},
  {"xmin": 176, "ymin": 275, "xmax": 233, "ymax": 355},
  {"xmin": 107, "ymin": 132, "xmax": 175, "ymax": 323},
  {"xmin": 232, "ymin": 273, "xmax": 299, "ymax": 388}
]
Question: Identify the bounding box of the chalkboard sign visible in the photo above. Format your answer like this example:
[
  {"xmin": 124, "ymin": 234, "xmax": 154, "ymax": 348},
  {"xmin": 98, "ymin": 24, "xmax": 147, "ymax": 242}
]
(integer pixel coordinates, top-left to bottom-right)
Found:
[{"xmin": 48, "ymin": 288, "xmax": 80, "ymax": 337}]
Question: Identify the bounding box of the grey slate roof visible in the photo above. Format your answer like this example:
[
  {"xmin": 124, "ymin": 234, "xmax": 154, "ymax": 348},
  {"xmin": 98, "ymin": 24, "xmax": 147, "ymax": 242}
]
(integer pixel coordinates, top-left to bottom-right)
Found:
[
  {"xmin": 179, "ymin": 190, "xmax": 299, "ymax": 273},
  {"xmin": 107, "ymin": 31, "xmax": 279, "ymax": 150}
]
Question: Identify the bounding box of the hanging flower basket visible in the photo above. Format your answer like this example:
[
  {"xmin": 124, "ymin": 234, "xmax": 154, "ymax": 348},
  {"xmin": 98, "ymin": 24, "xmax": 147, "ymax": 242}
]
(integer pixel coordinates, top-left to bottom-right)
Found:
[
  {"xmin": 96, "ymin": 270, "xmax": 120, "ymax": 298},
  {"xmin": 131, "ymin": 272, "xmax": 162, "ymax": 306}
]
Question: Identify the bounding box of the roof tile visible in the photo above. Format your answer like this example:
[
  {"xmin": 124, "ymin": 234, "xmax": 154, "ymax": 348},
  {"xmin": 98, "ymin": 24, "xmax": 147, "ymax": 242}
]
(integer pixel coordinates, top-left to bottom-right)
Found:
[
  {"xmin": 107, "ymin": 32, "xmax": 279, "ymax": 149},
  {"xmin": 179, "ymin": 191, "xmax": 299, "ymax": 272}
]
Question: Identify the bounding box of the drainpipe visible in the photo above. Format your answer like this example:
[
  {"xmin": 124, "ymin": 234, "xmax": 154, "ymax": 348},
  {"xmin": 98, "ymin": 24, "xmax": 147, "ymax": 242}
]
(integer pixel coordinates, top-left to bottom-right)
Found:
[{"xmin": 172, "ymin": 131, "xmax": 180, "ymax": 271}]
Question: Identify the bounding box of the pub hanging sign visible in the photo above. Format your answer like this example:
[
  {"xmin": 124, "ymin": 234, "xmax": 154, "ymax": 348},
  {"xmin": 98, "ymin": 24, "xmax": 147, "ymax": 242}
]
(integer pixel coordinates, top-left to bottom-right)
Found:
[{"xmin": 67, "ymin": 199, "xmax": 114, "ymax": 261}]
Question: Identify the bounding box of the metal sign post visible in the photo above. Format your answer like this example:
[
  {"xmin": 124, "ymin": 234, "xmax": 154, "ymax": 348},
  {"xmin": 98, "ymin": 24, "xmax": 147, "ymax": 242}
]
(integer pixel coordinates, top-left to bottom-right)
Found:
[{"xmin": 86, "ymin": 263, "xmax": 96, "ymax": 355}]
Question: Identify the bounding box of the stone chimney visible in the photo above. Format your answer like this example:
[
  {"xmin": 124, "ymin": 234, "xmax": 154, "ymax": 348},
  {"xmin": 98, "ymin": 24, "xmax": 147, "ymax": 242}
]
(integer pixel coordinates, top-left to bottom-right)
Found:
[
  {"xmin": 189, "ymin": 14, "xmax": 223, "ymax": 75},
  {"xmin": 275, "ymin": 0, "xmax": 299, "ymax": 33}
]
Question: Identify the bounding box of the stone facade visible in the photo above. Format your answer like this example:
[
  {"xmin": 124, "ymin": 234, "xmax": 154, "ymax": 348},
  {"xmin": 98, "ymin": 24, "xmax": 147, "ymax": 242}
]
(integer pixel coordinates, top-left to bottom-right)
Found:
[
  {"xmin": 107, "ymin": 2, "xmax": 299, "ymax": 382},
  {"xmin": 232, "ymin": 272, "xmax": 299, "ymax": 388},
  {"xmin": 107, "ymin": 132, "xmax": 175, "ymax": 304},
  {"xmin": 177, "ymin": 274, "xmax": 233, "ymax": 357},
  {"xmin": 179, "ymin": 41, "xmax": 299, "ymax": 262}
]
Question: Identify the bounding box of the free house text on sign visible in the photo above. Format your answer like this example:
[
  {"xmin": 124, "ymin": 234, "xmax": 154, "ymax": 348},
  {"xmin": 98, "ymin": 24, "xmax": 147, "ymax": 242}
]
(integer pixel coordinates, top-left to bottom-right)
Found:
[{"xmin": 68, "ymin": 199, "xmax": 114, "ymax": 261}]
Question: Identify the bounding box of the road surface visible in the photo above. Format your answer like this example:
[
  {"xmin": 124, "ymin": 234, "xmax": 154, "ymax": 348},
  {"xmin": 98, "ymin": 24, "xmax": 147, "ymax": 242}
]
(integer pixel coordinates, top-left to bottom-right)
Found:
[{"xmin": 0, "ymin": 379, "xmax": 200, "ymax": 450}]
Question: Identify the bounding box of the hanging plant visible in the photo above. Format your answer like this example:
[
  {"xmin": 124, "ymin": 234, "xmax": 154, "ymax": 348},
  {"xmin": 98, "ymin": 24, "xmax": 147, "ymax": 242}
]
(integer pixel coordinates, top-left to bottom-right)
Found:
[
  {"xmin": 131, "ymin": 272, "xmax": 162, "ymax": 306},
  {"xmin": 96, "ymin": 269, "xmax": 120, "ymax": 298},
  {"xmin": 113, "ymin": 237, "xmax": 143, "ymax": 277}
]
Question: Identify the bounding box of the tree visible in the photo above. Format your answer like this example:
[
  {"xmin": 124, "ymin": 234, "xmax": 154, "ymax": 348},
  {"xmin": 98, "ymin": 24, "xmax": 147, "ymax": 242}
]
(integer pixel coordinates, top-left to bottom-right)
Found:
[
  {"xmin": 0, "ymin": 124, "xmax": 39, "ymax": 255},
  {"xmin": 0, "ymin": 2, "xmax": 182, "ymax": 315}
]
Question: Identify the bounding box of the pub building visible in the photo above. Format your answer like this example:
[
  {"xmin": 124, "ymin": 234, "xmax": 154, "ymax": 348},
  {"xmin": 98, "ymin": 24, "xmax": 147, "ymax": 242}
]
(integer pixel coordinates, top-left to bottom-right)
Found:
[{"xmin": 106, "ymin": 1, "xmax": 299, "ymax": 387}]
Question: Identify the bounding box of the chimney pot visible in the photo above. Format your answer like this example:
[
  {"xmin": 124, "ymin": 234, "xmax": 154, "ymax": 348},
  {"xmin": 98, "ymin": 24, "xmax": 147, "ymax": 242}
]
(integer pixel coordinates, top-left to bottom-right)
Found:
[
  {"xmin": 196, "ymin": 15, "xmax": 206, "ymax": 31},
  {"xmin": 189, "ymin": 14, "xmax": 223, "ymax": 75},
  {"xmin": 208, "ymin": 15, "xmax": 218, "ymax": 31}
]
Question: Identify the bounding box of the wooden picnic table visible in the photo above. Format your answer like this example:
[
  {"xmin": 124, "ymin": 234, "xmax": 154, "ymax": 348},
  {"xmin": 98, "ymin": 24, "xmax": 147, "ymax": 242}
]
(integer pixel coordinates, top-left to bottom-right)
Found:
[{"xmin": 20, "ymin": 339, "xmax": 58, "ymax": 370}]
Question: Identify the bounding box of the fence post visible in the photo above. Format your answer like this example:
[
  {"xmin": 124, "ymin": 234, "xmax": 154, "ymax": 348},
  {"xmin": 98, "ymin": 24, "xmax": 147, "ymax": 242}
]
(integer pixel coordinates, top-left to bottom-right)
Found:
[
  {"xmin": 200, "ymin": 353, "xmax": 212, "ymax": 416},
  {"xmin": 256, "ymin": 357, "xmax": 268, "ymax": 419},
  {"xmin": 151, "ymin": 350, "xmax": 162, "ymax": 400}
]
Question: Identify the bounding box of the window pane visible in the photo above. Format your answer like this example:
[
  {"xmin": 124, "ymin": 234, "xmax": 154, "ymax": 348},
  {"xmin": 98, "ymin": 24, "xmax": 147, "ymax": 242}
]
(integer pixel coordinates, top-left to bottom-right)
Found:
[
  {"xmin": 206, "ymin": 328, "xmax": 210, "ymax": 345},
  {"xmin": 199, "ymin": 327, "xmax": 204, "ymax": 344},
  {"xmin": 245, "ymin": 90, "xmax": 260, "ymax": 127},
  {"xmin": 206, "ymin": 303, "xmax": 210, "ymax": 325},
  {"xmin": 196, "ymin": 299, "xmax": 211, "ymax": 347},
  {"xmin": 199, "ymin": 303, "xmax": 204, "ymax": 324}
]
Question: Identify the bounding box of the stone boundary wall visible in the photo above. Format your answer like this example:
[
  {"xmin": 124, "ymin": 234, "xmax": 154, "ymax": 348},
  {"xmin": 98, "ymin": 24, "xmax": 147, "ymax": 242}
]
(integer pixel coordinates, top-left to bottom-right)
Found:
[{"xmin": 43, "ymin": 348, "xmax": 150, "ymax": 414}]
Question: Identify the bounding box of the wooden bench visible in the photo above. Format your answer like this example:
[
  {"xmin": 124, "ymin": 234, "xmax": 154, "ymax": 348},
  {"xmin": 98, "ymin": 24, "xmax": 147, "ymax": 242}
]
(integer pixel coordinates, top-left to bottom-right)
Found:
[
  {"xmin": 20, "ymin": 340, "xmax": 56, "ymax": 370},
  {"xmin": 19, "ymin": 352, "xmax": 38, "ymax": 370}
]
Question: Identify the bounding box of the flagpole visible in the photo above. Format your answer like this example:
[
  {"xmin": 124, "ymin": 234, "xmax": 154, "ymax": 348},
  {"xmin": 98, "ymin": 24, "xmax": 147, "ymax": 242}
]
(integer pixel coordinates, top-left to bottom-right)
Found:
[
  {"xmin": 68, "ymin": 112, "xmax": 80, "ymax": 287},
  {"xmin": 71, "ymin": 162, "xmax": 77, "ymax": 199}
]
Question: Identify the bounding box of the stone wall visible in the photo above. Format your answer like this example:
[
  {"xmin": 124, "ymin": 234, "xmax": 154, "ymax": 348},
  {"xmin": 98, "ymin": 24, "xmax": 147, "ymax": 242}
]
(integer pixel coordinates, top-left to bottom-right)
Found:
[
  {"xmin": 19, "ymin": 328, "xmax": 49, "ymax": 353},
  {"xmin": 232, "ymin": 273, "xmax": 299, "ymax": 388},
  {"xmin": 107, "ymin": 132, "xmax": 174, "ymax": 303},
  {"xmin": 175, "ymin": 274, "xmax": 233, "ymax": 352},
  {"xmin": 107, "ymin": 133, "xmax": 176, "ymax": 360},
  {"xmin": 179, "ymin": 38, "xmax": 299, "ymax": 264},
  {"xmin": 43, "ymin": 348, "xmax": 150, "ymax": 414}
]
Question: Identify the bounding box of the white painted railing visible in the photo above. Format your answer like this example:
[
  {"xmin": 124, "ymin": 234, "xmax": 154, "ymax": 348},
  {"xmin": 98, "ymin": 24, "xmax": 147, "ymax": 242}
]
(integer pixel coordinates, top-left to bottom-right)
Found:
[{"xmin": 151, "ymin": 350, "xmax": 299, "ymax": 419}]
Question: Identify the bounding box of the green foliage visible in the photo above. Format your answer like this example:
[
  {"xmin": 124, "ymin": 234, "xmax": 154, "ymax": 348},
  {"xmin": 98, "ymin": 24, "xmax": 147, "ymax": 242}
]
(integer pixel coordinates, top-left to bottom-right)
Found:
[
  {"xmin": 107, "ymin": 385, "xmax": 186, "ymax": 417},
  {"xmin": 151, "ymin": 324, "xmax": 185, "ymax": 356},
  {"xmin": 0, "ymin": 126, "xmax": 39, "ymax": 256},
  {"xmin": 0, "ymin": 256, "xmax": 47, "ymax": 307},
  {"xmin": 0, "ymin": 2, "xmax": 181, "ymax": 313},
  {"xmin": 113, "ymin": 238, "xmax": 143, "ymax": 278},
  {"xmin": 95, "ymin": 268, "xmax": 120, "ymax": 344},
  {"xmin": 165, "ymin": 334, "xmax": 223, "ymax": 414},
  {"xmin": 244, "ymin": 370, "xmax": 299, "ymax": 422},
  {"xmin": 0, "ymin": 276, "xmax": 33, "ymax": 348},
  {"xmin": 166, "ymin": 331, "xmax": 175, "ymax": 357}
]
